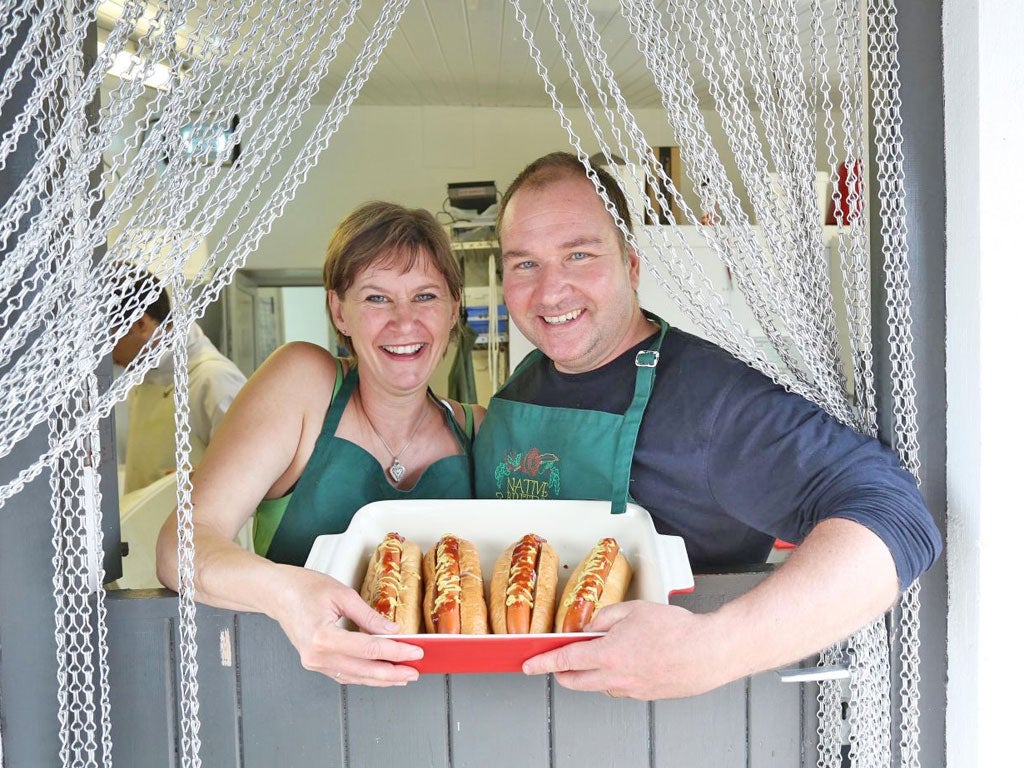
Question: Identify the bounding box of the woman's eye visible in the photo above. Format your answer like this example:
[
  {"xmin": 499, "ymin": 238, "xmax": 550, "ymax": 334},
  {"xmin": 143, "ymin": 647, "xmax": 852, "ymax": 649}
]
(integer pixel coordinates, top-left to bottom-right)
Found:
[
  {"xmin": 414, "ymin": 292, "xmax": 437, "ymax": 302},
  {"xmin": 365, "ymin": 294, "xmax": 388, "ymax": 304}
]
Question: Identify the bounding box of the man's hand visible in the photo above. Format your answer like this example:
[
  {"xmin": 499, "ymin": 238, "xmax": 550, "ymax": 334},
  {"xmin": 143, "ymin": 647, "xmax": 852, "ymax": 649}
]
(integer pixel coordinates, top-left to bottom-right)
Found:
[
  {"xmin": 522, "ymin": 601, "xmax": 738, "ymax": 700},
  {"xmin": 271, "ymin": 566, "xmax": 424, "ymax": 687},
  {"xmin": 522, "ymin": 519, "xmax": 899, "ymax": 701}
]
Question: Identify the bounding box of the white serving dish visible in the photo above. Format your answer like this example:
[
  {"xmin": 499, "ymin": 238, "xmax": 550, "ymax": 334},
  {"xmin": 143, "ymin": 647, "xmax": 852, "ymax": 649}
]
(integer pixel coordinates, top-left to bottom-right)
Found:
[{"xmin": 305, "ymin": 498, "xmax": 693, "ymax": 673}]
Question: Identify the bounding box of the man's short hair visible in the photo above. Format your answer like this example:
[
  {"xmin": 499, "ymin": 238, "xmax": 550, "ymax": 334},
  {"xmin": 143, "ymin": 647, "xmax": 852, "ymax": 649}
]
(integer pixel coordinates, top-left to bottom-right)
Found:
[
  {"xmin": 112, "ymin": 263, "xmax": 171, "ymax": 324},
  {"xmin": 495, "ymin": 152, "xmax": 633, "ymax": 251}
]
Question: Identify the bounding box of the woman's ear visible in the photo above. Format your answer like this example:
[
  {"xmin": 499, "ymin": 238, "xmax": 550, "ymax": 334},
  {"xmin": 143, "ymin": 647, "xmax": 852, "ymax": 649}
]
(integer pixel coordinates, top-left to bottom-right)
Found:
[{"xmin": 327, "ymin": 290, "xmax": 348, "ymax": 336}]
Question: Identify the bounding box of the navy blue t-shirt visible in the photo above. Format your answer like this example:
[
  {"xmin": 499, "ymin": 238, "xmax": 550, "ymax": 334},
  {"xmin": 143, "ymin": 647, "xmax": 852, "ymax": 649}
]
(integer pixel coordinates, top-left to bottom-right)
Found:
[{"xmin": 495, "ymin": 325, "xmax": 941, "ymax": 590}]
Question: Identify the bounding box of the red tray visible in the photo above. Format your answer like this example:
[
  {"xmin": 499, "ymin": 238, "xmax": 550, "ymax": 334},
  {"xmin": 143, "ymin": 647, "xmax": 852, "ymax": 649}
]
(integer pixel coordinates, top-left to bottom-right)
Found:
[{"xmin": 390, "ymin": 632, "xmax": 603, "ymax": 674}]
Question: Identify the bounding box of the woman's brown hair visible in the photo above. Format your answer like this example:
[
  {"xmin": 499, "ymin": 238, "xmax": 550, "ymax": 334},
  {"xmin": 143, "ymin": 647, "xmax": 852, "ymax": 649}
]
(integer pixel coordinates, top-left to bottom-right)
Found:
[{"xmin": 323, "ymin": 201, "xmax": 462, "ymax": 354}]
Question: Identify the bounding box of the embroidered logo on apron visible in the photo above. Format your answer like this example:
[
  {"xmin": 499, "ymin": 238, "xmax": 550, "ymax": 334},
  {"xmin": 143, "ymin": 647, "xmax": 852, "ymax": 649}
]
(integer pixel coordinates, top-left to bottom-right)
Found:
[{"xmin": 493, "ymin": 447, "xmax": 560, "ymax": 499}]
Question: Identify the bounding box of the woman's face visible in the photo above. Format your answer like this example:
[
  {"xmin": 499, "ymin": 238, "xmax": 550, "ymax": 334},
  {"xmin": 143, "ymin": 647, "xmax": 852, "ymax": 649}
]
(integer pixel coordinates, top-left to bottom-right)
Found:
[{"xmin": 328, "ymin": 248, "xmax": 458, "ymax": 396}]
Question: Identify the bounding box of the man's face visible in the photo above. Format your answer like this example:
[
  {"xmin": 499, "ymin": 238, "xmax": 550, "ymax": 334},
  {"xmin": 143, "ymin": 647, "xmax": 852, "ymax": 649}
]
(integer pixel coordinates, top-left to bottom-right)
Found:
[
  {"xmin": 112, "ymin": 315, "xmax": 158, "ymax": 367},
  {"xmin": 500, "ymin": 173, "xmax": 642, "ymax": 374}
]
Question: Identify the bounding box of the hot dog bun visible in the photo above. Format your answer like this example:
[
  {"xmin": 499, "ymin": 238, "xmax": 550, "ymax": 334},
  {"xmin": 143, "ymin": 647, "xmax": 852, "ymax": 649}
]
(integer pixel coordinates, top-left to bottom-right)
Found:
[
  {"xmin": 422, "ymin": 534, "xmax": 488, "ymax": 634},
  {"xmin": 555, "ymin": 538, "xmax": 632, "ymax": 633},
  {"xmin": 489, "ymin": 534, "xmax": 559, "ymax": 634},
  {"xmin": 359, "ymin": 532, "xmax": 423, "ymax": 634}
]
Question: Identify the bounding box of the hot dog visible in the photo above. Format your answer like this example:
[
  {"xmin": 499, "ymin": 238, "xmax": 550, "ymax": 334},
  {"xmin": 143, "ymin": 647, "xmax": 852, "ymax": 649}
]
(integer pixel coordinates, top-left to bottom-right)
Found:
[
  {"xmin": 359, "ymin": 532, "xmax": 423, "ymax": 634},
  {"xmin": 489, "ymin": 534, "xmax": 559, "ymax": 634},
  {"xmin": 422, "ymin": 534, "xmax": 488, "ymax": 634},
  {"xmin": 555, "ymin": 537, "xmax": 632, "ymax": 633}
]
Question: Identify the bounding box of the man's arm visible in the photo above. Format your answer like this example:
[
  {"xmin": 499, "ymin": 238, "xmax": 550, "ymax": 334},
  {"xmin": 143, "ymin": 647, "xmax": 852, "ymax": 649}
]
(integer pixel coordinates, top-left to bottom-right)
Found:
[{"xmin": 522, "ymin": 517, "xmax": 897, "ymax": 700}]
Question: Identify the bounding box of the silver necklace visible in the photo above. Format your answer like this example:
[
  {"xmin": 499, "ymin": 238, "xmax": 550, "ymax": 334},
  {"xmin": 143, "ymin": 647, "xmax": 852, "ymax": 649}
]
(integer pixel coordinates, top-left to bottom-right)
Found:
[{"xmin": 363, "ymin": 398, "xmax": 432, "ymax": 483}]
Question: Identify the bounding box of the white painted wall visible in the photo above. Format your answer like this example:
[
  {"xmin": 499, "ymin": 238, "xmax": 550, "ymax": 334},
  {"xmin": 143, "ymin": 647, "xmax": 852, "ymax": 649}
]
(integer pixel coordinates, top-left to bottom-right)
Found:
[
  {"xmin": 944, "ymin": 1, "xmax": 1024, "ymax": 765},
  {"xmin": 206, "ymin": 103, "xmax": 840, "ymax": 273},
  {"xmin": 280, "ymin": 286, "xmax": 334, "ymax": 351},
  {"xmin": 227, "ymin": 104, "xmax": 681, "ymax": 271}
]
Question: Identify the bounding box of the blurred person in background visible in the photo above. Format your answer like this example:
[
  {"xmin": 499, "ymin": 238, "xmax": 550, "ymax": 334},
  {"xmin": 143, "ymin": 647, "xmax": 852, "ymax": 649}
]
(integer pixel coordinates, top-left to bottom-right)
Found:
[{"xmin": 112, "ymin": 264, "xmax": 247, "ymax": 494}]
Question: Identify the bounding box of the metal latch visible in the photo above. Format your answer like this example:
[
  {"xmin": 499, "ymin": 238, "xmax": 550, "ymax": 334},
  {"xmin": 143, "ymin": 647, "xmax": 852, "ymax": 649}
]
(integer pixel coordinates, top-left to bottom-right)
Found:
[{"xmin": 635, "ymin": 350, "xmax": 660, "ymax": 367}]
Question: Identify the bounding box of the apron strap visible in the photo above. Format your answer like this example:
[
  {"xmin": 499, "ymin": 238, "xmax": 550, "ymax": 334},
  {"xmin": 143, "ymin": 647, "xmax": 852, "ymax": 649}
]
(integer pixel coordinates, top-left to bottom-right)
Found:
[
  {"xmin": 609, "ymin": 314, "xmax": 668, "ymax": 514},
  {"xmin": 318, "ymin": 359, "xmax": 358, "ymax": 439},
  {"xmin": 504, "ymin": 347, "xmax": 546, "ymax": 384},
  {"xmin": 434, "ymin": 394, "xmax": 474, "ymax": 456}
]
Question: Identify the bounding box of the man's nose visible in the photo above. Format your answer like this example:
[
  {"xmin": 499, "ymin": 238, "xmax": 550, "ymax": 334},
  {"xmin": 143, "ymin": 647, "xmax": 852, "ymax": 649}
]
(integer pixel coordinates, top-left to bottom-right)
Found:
[{"xmin": 534, "ymin": 264, "xmax": 570, "ymax": 306}]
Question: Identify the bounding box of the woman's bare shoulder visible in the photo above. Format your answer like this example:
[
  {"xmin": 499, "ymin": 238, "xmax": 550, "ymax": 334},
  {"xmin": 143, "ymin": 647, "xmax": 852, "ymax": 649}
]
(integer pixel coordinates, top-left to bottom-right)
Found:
[
  {"xmin": 225, "ymin": 342, "xmax": 340, "ymax": 421},
  {"xmin": 254, "ymin": 342, "xmax": 341, "ymax": 386},
  {"xmin": 262, "ymin": 341, "xmax": 339, "ymax": 372},
  {"xmin": 194, "ymin": 343, "xmax": 341, "ymax": 507}
]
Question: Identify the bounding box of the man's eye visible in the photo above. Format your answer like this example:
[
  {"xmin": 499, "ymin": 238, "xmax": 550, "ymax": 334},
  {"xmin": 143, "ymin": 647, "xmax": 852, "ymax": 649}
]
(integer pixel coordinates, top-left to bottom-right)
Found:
[
  {"xmin": 568, "ymin": 251, "xmax": 589, "ymax": 261},
  {"xmin": 513, "ymin": 260, "xmax": 536, "ymax": 270}
]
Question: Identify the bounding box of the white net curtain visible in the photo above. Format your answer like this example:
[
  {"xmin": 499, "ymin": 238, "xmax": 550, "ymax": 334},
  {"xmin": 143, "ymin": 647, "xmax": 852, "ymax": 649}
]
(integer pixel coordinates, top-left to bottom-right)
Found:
[{"xmin": 0, "ymin": 0, "xmax": 922, "ymax": 766}]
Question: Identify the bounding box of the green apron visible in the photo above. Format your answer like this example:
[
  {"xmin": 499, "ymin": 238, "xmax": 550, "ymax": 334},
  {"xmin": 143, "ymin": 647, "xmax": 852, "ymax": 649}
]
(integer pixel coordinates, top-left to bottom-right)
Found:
[
  {"xmin": 254, "ymin": 363, "xmax": 474, "ymax": 566},
  {"xmin": 474, "ymin": 315, "xmax": 667, "ymax": 513}
]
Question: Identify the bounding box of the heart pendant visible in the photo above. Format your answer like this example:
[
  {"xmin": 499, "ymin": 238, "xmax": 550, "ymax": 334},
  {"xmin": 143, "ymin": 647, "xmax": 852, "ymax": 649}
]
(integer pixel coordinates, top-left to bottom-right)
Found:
[{"xmin": 389, "ymin": 461, "xmax": 406, "ymax": 483}]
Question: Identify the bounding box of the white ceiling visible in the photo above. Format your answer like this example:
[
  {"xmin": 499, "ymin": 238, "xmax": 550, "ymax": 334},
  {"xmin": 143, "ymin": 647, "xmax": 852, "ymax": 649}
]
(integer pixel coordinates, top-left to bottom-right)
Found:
[
  {"xmin": 333, "ymin": 0, "xmax": 662, "ymax": 107},
  {"xmin": 97, "ymin": 0, "xmax": 838, "ymax": 109}
]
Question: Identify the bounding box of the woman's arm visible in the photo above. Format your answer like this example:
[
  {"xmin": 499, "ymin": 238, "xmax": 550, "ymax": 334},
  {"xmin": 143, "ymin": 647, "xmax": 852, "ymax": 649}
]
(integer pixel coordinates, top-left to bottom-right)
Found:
[{"xmin": 155, "ymin": 342, "xmax": 422, "ymax": 684}]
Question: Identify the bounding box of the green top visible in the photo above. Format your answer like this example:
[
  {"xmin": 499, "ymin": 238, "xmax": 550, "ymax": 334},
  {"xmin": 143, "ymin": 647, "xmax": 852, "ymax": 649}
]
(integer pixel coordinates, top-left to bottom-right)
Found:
[{"xmin": 253, "ymin": 360, "xmax": 474, "ymax": 565}]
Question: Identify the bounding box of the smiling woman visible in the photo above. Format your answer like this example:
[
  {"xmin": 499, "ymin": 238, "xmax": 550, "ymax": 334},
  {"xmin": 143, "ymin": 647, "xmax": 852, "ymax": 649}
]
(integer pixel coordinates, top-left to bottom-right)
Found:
[{"xmin": 153, "ymin": 201, "xmax": 485, "ymax": 687}]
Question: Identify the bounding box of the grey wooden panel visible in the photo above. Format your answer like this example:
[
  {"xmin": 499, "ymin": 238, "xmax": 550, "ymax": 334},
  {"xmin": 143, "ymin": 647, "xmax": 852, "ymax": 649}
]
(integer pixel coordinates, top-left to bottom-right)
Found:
[
  {"xmin": 102, "ymin": 568, "xmax": 815, "ymax": 768},
  {"xmin": 802, "ymin": 681, "xmax": 822, "ymax": 767},
  {"xmin": 652, "ymin": 680, "xmax": 748, "ymax": 768},
  {"xmin": 671, "ymin": 571, "xmax": 772, "ymax": 615},
  {"xmin": 190, "ymin": 609, "xmax": 243, "ymax": 766},
  {"xmin": 449, "ymin": 673, "xmax": 549, "ymax": 768},
  {"xmin": 749, "ymin": 670, "xmax": 802, "ymax": 768},
  {"xmin": 551, "ymin": 686, "xmax": 649, "ymax": 767},
  {"xmin": 651, "ymin": 569, "xmax": 770, "ymax": 765},
  {"xmin": 107, "ymin": 592, "xmax": 243, "ymax": 765},
  {"xmin": 236, "ymin": 613, "xmax": 345, "ymax": 768},
  {"xmin": 107, "ymin": 615, "xmax": 176, "ymax": 767},
  {"xmin": 346, "ymin": 674, "xmax": 449, "ymax": 767}
]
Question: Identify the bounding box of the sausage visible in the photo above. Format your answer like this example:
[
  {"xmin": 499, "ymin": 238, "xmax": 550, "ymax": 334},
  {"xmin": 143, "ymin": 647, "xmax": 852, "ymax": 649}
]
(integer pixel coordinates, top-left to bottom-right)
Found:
[
  {"xmin": 555, "ymin": 538, "xmax": 632, "ymax": 633},
  {"xmin": 422, "ymin": 534, "xmax": 488, "ymax": 634},
  {"xmin": 489, "ymin": 534, "xmax": 559, "ymax": 634},
  {"xmin": 359, "ymin": 532, "xmax": 423, "ymax": 634}
]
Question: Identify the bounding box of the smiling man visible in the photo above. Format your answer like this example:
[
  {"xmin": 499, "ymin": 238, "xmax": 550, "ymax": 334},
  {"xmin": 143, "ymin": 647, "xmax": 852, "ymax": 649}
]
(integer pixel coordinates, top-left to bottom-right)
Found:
[{"xmin": 472, "ymin": 152, "xmax": 941, "ymax": 700}]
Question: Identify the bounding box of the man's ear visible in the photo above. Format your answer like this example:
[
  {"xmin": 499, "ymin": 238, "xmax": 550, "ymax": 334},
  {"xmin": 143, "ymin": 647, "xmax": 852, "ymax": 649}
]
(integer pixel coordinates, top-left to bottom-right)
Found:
[{"xmin": 626, "ymin": 246, "xmax": 641, "ymax": 290}]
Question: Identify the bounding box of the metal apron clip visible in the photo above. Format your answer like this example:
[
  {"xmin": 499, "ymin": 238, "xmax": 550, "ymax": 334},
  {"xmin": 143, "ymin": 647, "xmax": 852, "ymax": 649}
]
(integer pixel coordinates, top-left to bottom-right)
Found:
[{"xmin": 635, "ymin": 350, "xmax": 660, "ymax": 368}]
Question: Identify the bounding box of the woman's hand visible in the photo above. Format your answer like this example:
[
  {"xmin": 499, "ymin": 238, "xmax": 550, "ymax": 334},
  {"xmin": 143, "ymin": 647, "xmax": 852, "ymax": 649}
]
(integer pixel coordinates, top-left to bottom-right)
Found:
[{"xmin": 270, "ymin": 565, "xmax": 425, "ymax": 686}]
